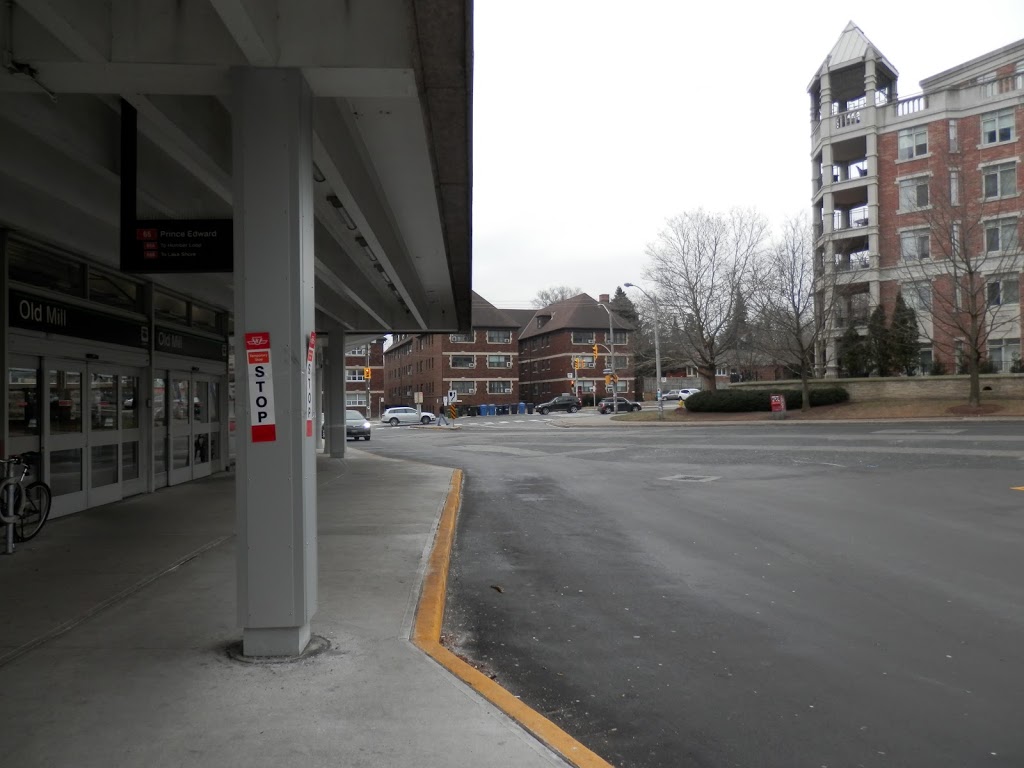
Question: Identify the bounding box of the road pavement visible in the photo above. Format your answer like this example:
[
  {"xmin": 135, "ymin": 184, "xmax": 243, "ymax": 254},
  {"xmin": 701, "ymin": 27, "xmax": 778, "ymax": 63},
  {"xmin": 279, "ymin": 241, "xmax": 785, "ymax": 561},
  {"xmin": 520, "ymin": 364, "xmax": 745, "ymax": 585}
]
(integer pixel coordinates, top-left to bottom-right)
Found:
[{"xmin": 364, "ymin": 419, "xmax": 1024, "ymax": 768}]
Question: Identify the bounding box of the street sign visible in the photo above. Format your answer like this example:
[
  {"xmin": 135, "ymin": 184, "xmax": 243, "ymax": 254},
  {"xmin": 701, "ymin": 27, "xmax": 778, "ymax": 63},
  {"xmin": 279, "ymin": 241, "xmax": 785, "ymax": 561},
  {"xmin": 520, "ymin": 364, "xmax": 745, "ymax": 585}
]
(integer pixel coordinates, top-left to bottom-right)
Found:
[
  {"xmin": 305, "ymin": 332, "xmax": 316, "ymax": 437},
  {"xmin": 124, "ymin": 219, "xmax": 233, "ymax": 273},
  {"xmin": 447, "ymin": 389, "xmax": 458, "ymax": 403},
  {"xmin": 566, "ymin": 372, "xmax": 574, "ymax": 379},
  {"xmin": 414, "ymin": 391, "xmax": 423, "ymax": 404},
  {"xmin": 245, "ymin": 332, "xmax": 276, "ymax": 442}
]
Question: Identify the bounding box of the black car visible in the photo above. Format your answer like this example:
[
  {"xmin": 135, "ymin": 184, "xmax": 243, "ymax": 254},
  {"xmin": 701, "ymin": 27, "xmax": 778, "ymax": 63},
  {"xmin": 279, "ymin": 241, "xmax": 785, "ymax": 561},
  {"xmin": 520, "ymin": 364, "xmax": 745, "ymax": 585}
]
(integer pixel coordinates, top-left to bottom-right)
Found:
[
  {"xmin": 597, "ymin": 397, "xmax": 642, "ymax": 414},
  {"xmin": 535, "ymin": 394, "xmax": 582, "ymax": 415}
]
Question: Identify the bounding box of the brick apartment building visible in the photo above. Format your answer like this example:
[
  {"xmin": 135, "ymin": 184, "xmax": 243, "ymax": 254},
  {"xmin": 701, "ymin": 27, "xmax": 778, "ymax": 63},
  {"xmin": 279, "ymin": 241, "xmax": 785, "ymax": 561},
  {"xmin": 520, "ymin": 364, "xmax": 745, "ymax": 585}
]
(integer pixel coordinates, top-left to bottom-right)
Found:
[
  {"xmin": 382, "ymin": 292, "xmax": 635, "ymax": 411},
  {"xmin": 518, "ymin": 293, "xmax": 634, "ymax": 404},
  {"xmin": 341, "ymin": 338, "xmax": 384, "ymax": 418},
  {"xmin": 383, "ymin": 293, "xmax": 531, "ymax": 414},
  {"xmin": 810, "ymin": 23, "xmax": 1024, "ymax": 374}
]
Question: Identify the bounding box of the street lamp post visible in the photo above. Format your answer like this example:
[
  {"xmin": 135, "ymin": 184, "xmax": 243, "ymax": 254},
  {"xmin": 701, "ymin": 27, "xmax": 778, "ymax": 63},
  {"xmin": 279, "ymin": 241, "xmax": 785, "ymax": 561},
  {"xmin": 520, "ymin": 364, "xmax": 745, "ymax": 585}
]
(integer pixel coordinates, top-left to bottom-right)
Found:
[
  {"xmin": 624, "ymin": 282, "xmax": 663, "ymax": 420},
  {"xmin": 597, "ymin": 301, "xmax": 617, "ymax": 414}
]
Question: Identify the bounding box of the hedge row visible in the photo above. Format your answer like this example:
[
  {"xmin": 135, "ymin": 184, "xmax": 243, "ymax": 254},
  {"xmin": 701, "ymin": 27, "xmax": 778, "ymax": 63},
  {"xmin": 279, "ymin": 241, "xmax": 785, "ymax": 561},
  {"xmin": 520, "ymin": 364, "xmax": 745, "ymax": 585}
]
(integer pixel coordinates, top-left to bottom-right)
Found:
[{"xmin": 683, "ymin": 386, "xmax": 849, "ymax": 413}]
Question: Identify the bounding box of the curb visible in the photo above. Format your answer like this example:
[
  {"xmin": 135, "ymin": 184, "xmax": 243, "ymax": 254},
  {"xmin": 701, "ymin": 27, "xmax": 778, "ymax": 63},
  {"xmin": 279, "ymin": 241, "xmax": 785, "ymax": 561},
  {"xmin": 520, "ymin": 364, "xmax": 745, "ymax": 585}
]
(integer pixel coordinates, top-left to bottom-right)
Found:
[{"xmin": 412, "ymin": 470, "xmax": 614, "ymax": 768}]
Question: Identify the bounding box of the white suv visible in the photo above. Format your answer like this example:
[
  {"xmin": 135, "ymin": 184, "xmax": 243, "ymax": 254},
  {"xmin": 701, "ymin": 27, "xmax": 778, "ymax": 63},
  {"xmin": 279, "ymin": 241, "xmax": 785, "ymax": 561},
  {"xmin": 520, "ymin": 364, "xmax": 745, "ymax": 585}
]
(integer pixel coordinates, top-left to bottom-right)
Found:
[
  {"xmin": 664, "ymin": 388, "xmax": 701, "ymax": 401},
  {"xmin": 381, "ymin": 407, "xmax": 435, "ymax": 426}
]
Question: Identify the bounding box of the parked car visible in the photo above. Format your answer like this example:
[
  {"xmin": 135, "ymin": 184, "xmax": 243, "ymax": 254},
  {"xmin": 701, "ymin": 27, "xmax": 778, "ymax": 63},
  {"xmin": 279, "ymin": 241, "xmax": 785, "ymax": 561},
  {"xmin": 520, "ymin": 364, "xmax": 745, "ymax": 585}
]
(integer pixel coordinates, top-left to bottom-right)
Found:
[
  {"xmin": 597, "ymin": 397, "xmax": 642, "ymax": 414},
  {"xmin": 345, "ymin": 410, "xmax": 372, "ymax": 441},
  {"xmin": 381, "ymin": 406, "xmax": 435, "ymax": 426},
  {"xmin": 535, "ymin": 394, "xmax": 582, "ymax": 415},
  {"xmin": 664, "ymin": 388, "xmax": 701, "ymax": 401}
]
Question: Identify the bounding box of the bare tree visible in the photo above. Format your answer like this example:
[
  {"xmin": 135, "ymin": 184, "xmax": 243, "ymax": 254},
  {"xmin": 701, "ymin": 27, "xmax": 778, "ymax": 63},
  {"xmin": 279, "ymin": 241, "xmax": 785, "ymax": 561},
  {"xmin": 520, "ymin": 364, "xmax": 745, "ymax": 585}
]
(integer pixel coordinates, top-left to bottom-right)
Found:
[
  {"xmin": 752, "ymin": 216, "xmax": 839, "ymax": 411},
  {"xmin": 890, "ymin": 151, "xmax": 1022, "ymax": 406},
  {"xmin": 531, "ymin": 285, "xmax": 583, "ymax": 308},
  {"xmin": 644, "ymin": 208, "xmax": 768, "ymax": 391}
]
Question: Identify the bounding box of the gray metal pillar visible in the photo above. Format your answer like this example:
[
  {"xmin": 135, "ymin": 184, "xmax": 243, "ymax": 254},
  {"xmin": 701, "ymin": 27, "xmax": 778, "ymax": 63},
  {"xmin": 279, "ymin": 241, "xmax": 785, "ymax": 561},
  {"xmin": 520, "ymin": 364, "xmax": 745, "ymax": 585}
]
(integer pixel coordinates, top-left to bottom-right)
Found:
[
  {"xmin": 232, "ymin": 68, "xmax": 317, "ymax": 657},
  {"xmin": 327, "ymin": 328, "xmax": 347, "ymax": 458}
]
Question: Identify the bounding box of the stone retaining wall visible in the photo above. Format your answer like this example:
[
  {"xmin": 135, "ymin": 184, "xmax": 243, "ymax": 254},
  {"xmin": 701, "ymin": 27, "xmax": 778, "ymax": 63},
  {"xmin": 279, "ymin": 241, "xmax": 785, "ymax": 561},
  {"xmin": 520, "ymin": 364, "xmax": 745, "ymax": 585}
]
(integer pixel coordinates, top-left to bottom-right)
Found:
[{"xmin": 730, "ymin": 375, "xmax": 1024, "ymax": 401}]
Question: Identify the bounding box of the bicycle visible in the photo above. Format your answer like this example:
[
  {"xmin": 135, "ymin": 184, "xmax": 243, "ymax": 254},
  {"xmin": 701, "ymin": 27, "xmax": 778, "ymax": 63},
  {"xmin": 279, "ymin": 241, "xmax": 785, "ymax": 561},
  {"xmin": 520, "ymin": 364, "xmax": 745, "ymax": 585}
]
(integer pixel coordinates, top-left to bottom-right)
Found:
[{"xmin": 0, "ymin": 452, "xmax": 52, "ymax": 553}]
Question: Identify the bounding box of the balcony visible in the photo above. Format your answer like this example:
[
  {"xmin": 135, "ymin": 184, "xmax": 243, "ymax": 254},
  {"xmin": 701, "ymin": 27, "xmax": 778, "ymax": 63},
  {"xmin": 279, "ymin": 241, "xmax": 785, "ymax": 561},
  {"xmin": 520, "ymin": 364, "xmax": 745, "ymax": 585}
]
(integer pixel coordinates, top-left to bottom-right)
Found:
[
  {"xmin": 895, "ymin": 94, "xmax": 927, "ymax": 117},
  {"xmin": 978, "ymin": 73, "xmax": 1022, "ymax": 99},
  {"xmin": 834, "ymin": 250, "xmax": 872, "ymax": 271},
  {"xmin": 834, "ymin": 108, "xmax": 862, "ymax": 130},
  {"xmin": 832, "ymin": 206, "xmax": 870, "ymax": 232},
  {"xmin": 835, "ymin": 310, "xmax": 869, "ymax": 328}
]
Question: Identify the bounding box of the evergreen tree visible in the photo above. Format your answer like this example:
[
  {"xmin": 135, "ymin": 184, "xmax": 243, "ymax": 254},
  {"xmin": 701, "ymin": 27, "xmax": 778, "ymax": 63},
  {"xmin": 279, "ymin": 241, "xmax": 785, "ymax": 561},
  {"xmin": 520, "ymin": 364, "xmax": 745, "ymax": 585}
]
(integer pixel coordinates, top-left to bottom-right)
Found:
[
  {"xmin": 889, "ymin": 293, "xmax": 922, "ymax": 375},
  {"xmin": 867, "ymin": 304, "xmax": 892, "ymax": 376},
  {"xmin": 839, "ymin": 324, "xmax": 869, "ymax": 377}
]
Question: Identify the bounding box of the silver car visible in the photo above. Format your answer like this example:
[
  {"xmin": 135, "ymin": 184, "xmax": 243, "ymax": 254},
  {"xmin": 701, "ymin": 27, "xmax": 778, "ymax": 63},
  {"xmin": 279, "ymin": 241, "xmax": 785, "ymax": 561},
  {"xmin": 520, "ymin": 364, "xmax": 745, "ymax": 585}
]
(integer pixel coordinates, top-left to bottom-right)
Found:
[{"xmin": 381, "ymin": 406, "xmax": 435, "ymax": 426}]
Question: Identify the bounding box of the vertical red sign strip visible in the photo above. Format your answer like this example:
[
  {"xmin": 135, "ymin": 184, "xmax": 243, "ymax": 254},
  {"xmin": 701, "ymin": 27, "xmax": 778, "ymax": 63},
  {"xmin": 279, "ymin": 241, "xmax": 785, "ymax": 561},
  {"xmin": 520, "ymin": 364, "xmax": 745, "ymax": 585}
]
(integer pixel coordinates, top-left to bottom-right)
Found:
[{"xmin": 305, "ymin": 331, "xmax": 317, "ymax": 437}]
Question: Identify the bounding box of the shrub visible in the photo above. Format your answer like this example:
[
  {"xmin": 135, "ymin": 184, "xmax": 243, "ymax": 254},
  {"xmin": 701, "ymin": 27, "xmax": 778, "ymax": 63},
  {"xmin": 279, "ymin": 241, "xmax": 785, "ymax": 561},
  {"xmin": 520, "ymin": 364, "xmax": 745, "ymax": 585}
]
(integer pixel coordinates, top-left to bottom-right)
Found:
[
  {"xmin": 683, "ymin": 386, "xmax": 849, "ymax": 412},
  {"xmin": 929, "ymin": 359, "xmax": 948, "ymax": 376}
]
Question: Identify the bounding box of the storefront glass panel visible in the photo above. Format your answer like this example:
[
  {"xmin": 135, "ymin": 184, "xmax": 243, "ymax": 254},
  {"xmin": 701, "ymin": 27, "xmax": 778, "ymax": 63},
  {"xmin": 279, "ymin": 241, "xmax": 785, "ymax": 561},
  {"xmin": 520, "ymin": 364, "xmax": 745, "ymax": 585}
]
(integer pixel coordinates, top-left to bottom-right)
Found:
[
  {"xmin": 91, "ymin": 445, "xmax": 118, "ymax": 488},
  {"xmin": 49, "ymin": 370, "xmax": 82, "ymax": 434},
  {"xmin": 8, "ymin": 367, "xmax": 40, "ymax": 437},
  {"xmin": 50, "ymin": 448, "xmax": 83, "ymax": 496}
]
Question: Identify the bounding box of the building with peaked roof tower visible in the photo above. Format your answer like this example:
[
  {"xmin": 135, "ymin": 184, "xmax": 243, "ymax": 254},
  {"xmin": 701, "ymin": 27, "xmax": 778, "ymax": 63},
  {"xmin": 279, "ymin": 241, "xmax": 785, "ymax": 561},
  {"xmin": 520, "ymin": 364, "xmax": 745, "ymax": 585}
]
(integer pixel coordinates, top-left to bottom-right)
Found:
[{"xmin": 810, "ymin": 23, "xmax": 1024, "ymax": 375}]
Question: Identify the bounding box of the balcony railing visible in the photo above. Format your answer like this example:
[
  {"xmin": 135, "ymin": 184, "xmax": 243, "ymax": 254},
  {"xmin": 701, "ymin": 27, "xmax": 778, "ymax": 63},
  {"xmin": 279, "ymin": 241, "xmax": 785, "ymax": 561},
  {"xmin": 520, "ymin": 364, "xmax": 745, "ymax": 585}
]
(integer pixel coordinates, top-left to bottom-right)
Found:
[
  {"xmin": 895, "ymin": 94, "xmax": 927, "ymax": 116},
  {"xmin": 835, "ymin": 109, "xmax": 861, "ymax": 130},
  {"xmin": 835, "ymin": 252, "xmax": 871, "ymax": 270},
  {"xmin": 833, "ymin": 206, "xmax": 870, "ymax": 231},
  {"xmin": 978, "ymin": 74, "xmax": 1022, "ymax": 98}
]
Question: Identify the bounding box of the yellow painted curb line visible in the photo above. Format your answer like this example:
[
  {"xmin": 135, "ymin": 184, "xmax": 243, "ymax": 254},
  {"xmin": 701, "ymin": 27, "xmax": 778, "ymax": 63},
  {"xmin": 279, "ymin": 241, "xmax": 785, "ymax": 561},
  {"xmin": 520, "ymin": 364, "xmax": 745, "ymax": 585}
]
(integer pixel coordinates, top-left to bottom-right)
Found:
[{"xmin": 413, "ymin": 469, "xmax": 615, "ymax": 768}]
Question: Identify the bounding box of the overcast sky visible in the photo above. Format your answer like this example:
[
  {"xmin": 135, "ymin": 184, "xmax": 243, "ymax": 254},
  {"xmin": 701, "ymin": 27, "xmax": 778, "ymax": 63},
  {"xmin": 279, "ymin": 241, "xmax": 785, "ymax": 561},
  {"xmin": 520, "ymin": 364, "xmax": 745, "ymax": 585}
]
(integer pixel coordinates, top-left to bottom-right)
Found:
[{"xmin": 470, "ymin": 1, "xmax": 1024, "ymax": 309}]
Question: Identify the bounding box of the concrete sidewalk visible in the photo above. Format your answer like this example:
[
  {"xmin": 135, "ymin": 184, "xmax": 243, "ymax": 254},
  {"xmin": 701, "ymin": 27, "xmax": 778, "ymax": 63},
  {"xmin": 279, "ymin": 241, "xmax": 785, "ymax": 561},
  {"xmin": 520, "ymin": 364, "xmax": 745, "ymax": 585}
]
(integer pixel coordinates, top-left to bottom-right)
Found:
[{"xmin": 0, "ymin": 451, "xmax": 568, "ymax": 768}]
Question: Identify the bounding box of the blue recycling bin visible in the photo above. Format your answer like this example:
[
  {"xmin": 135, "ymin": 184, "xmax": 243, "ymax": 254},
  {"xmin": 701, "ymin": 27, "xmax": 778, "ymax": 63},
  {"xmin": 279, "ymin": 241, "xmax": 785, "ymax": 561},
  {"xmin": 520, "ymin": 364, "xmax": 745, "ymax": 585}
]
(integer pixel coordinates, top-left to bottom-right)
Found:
[
  {"xmin": 518, "ymin": 402, "xmax": 526, "ymax": 414},
  {"xmin": 485, "ymin": 404, "xmax": 493, "ymax": 416}
]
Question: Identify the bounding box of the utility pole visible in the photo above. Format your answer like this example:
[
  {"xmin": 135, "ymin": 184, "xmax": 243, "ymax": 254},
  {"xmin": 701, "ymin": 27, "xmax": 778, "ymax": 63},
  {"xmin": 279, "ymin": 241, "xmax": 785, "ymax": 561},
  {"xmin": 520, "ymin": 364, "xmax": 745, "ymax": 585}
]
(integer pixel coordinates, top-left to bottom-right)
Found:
[{"xmin": 598, "ymin": 301, "xmax": 617, "ymax": 414}]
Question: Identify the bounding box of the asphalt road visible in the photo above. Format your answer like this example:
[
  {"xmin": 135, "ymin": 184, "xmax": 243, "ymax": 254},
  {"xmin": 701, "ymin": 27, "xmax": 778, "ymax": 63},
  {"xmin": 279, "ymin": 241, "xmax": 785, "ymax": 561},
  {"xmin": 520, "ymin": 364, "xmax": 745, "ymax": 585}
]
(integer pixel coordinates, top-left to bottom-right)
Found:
[{"xmin": 362, "ymin": 416, "xmax": 1024, "ymax": 767}]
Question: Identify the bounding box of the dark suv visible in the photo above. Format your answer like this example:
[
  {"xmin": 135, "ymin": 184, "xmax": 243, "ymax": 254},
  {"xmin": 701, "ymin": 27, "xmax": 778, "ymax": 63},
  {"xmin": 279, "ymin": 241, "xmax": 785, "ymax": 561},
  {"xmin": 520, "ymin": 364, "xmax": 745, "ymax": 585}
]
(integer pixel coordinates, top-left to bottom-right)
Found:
[
  {"xmin": 535, "ymin": 394, "xmax": 582, "ymax": 415},
  {"xmin": 597, "ymin": 397, "xmax": 642, "ymax": 414}
]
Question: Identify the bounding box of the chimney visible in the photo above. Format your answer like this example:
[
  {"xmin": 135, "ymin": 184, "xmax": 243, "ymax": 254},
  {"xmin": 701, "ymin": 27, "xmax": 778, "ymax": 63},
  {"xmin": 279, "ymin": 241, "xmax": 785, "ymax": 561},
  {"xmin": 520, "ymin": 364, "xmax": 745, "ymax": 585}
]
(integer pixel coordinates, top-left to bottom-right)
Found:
[{"xmin": 598, "ymin": 293, "xmax": 610, "ymax": 304}]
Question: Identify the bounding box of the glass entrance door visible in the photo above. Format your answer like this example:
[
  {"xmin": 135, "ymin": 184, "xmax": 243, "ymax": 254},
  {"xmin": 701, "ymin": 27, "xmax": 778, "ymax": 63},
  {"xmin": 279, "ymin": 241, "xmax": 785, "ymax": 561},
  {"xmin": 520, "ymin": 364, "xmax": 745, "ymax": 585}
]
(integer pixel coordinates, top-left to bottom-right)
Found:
[
  {"xmin": 192, "ymin": 377, "xmax": 212, "ymax": 479},
  {"xmin": 48, "ymin": 362, "xmax": 87, "ymax": 516},
  {"xmin": 87, "ymin": 369, "xmax": 121, "ymax": 507},
  {"xmin": 168, "ymin": 373, "xmax": 192, "ymax": 485},
  {"xmin": 6, "ymin": 356, "xmax": 42, "ymax": 480}
]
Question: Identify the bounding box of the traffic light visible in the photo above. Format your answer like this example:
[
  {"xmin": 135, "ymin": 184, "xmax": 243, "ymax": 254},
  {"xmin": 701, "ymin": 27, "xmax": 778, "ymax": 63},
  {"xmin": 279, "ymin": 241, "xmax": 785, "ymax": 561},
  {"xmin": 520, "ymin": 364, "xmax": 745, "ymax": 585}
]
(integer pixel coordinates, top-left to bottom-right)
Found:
[
  {"xmin": 363, "ymin": 366, "xmax": 372, "ymax": 380},
  {"xmin": 592, "ymin": 344, "xmax": 599, "ymax": 357},
  {"xmin": 604, "ymin": 375, "xmax": 612, "ymax": 385},
  {"xmin": 612, "ymin": 373, "xmax": 619, "ymax": 383},
  {"xmin": 572, "ymin": 358, "xmax": 580, "ymax": 370}
]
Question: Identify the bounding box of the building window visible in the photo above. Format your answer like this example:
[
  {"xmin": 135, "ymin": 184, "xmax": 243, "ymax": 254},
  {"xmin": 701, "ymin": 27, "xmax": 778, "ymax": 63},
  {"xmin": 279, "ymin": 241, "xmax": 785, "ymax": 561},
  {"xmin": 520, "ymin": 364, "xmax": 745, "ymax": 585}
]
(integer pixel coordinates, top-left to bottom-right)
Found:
[
  {"xmin": 346, "ymin": 392, "xmax": 367, "ymax": 407},
  {"xmin": 605, "ymin": 330, "xmax": 628, "ymax": 344},
  {"xmin": 88, "ymin": 270, "xmax": 144, "ymax": 313},
  {"xmin": 989, "ymin": 338, "xmax": 1021, "ymax": 372},
  {"xmin": 154, "ymin": 291, "xmax": 188, "ymax": 324},
  {"xmin": 898, "ymin": 126, "xmax": 928, "ymax": 160},
  {"xmin": 582, "ymin": 355, "xmax": 596, "ymax": 368},
  {"xmin": 903, "ymin": 281, "xmax": 932, "ymax": 313},
  {"xmin": 986, "ymin": 219, "xmax": 1018, "ymax": 253},
  {"xmin": 899, "ymin": 177, "xmax": 929, "ymax": 210},
  {"xmin": 487, "ymin": 355, "xmax": 513, "ymax": 368},
  {"xmin": 449, "ymin": 332, "xmax": 474, "ymax": 343},
  {"xmin": 451, "ymin": 381, "xmax": 476, "ymax": 394},
  {"xmin": 346, "ymin": 345, "xmax": 367, "ymax": 356},
  {"xmin": 487, "ymin": 380, "xmax": 513, "ymax": 394},
  {"xmin": 950, "ymin": 170, "xmax": 960, "ymax": 206},
  {"xmin": 900, "ymin": 230, "xmax": 930, "ymax": 260},
  {"xmin": 613, "ymin": 355, "xmax": 629, "ymax": 369},
  {"xmin": 191, "ymin": 303, "xmax": 219, "ymax": 331},
  {"xmin": 987, "ymin": 276, "xmax": 1020, "ymax": 307},
  {"xmin": 983, "ymin": 162, "xmax": 1016, "ymax": 199},
  {"xmin": 486, "ymin": 330, "xmax": 512, "ymax": 344},
  {"xmin": 346, "ymin": 368, "xmax": 365, "ymax": 382},
  {"xmin": 981, "ymin": 108, "xmax": 1015, "ymax": 145},
  {"xmin": 949, "ymin": 120, "xmax": 959, "ymax": 153},
  {"xmin": 571, "ymin": 331, "xmax": 596, "ymax": 344},
  {"xmin": 451, "ymin": 355, "xmax": 476, "ymax": 368}
]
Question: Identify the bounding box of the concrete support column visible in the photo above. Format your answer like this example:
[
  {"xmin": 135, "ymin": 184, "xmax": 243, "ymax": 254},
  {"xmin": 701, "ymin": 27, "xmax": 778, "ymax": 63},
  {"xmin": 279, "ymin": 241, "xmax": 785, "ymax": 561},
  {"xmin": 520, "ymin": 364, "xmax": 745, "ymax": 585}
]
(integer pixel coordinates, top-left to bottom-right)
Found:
[
  {"xmin": 232, "ymin": 68, "xmax": 317, "ymax": 657},
  {"xmin": 327, "ymin": 328, "xmax": 347, "ymax": 458}
]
